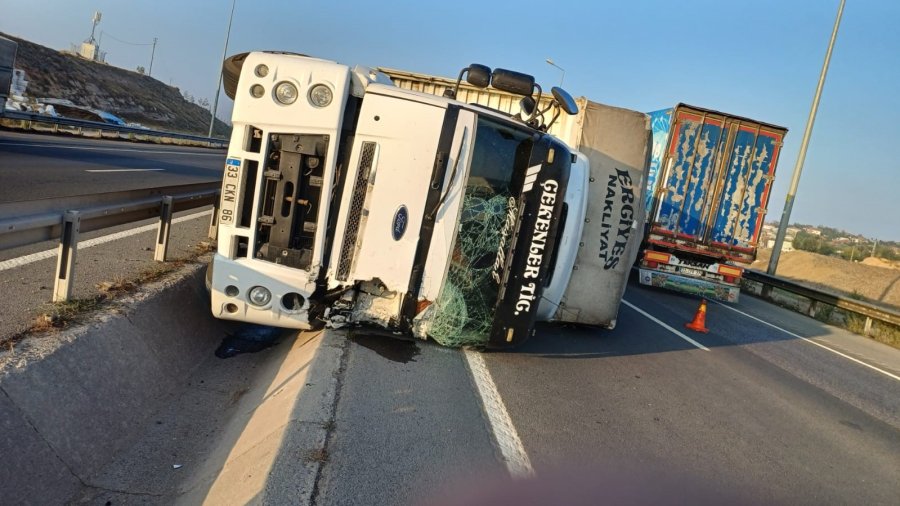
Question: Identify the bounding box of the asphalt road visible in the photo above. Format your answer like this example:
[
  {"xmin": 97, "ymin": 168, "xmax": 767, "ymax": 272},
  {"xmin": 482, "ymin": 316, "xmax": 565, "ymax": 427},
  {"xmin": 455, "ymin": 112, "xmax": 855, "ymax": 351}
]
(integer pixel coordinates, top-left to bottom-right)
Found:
[
  {"xmin": 0, "ymin": 130, "xmax": 226, "ymax": 202},
  {"xmin": 313, "ymin": 281, "xmax": 900, "ymax": 505},
  {"xmin": 74, "ymin": 276, "xmax": 900, "ymax": 505}
]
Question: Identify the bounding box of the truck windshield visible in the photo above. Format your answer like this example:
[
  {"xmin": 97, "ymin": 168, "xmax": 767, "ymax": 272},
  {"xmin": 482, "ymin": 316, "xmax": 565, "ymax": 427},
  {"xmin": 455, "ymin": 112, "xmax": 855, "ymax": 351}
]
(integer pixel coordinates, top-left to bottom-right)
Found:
[{"xmin": 428, "ymin": 116, "xmax": 533, "ymax": 347}]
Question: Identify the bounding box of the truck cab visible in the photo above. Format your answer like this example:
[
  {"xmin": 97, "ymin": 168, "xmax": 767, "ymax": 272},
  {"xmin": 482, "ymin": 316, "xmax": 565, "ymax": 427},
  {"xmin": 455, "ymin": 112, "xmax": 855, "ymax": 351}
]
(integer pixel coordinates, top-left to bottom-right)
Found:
[{"xmin": 209, "ymin": 52, "xmax": 579, "ymax": 348}]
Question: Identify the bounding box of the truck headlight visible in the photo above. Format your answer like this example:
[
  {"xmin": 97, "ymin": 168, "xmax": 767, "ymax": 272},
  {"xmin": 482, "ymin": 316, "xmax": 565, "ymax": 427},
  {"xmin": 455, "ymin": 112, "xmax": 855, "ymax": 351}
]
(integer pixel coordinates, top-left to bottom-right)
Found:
[
  {"xmin": 274, "ymin": 81, "xmax": 299, "ymax": 105},
  {"xmin": 248, "ymin": 286, "xmax": 272, "ymax": 306},
  {"xmin": 308, "ymin": 84, "xmax": 333, "ymax": 107}
]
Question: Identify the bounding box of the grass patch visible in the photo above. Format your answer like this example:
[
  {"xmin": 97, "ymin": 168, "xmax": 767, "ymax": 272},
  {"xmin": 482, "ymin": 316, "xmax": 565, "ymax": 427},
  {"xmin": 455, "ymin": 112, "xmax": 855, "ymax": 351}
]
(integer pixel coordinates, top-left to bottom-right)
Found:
[
  {"xmin": 847, "ymin": 290, "xmax": 869, "ymax": 302},
  {"xmin": 812, "ymin": 302, "xmax": 835, "ymax": 324},
  {"xmin": 305, "ymin": 448, "xmax": 329, "ymax": 464},
  {"xmin": 871, "ymin": 323, "xmax": 900, "ymax": 349}
]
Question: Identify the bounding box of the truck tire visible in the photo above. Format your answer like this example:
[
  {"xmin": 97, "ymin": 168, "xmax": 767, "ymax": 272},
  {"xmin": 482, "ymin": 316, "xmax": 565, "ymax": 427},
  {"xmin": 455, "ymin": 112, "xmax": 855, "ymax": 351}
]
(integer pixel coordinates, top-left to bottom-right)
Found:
[{"xmin": 222, "ymin": 52, "xmax": 248, "ymax": 100}]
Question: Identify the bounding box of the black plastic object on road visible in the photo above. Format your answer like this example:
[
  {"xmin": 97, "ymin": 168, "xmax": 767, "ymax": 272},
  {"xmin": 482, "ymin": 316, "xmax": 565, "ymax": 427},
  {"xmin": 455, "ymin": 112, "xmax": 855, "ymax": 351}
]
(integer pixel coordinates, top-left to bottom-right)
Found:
[{"xmin": 215, "ymin": 323, "xmax": 286, "ymax": 358}]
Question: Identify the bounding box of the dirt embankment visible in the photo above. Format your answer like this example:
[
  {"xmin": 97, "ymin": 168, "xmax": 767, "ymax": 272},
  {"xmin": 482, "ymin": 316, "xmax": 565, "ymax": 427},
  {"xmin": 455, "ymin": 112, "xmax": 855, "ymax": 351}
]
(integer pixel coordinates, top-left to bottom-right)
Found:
[
  {"xmin": 751, "ymin": 249, "xmax": 900, "ymax": 309},
  {"xmin": 3, "ymin": 33, "xmax": 229, "ymax": 136}
]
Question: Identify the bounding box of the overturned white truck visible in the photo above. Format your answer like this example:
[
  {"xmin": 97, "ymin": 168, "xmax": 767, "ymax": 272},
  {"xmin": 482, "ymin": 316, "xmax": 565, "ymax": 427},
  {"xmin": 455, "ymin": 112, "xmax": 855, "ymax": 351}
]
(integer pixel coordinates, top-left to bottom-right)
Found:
[{"xmin": 209, "ymin": 52, "xmax": 650, "ymax": 349}]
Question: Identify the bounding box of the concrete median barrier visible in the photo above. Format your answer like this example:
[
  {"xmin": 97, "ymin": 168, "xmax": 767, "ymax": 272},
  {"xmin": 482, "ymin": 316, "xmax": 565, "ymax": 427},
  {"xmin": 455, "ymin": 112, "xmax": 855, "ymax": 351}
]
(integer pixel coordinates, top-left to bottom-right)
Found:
[{"xmin": 0, "ymin": 265, "xmax": 225, "ymax": 504}]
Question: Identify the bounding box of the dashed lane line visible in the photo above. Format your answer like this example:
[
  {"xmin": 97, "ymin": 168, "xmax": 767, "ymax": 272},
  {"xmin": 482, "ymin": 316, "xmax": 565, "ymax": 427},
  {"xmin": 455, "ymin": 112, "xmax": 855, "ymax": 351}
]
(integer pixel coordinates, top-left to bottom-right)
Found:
[
  {"xmin": 85, "ymin": 169, "xmax": 165, "ymax": 173},
  {"xmin": 712, "ymin": 301, "xmax": 900, "ymax": 383},
  {"xmin": 0, "ymin": 141, "xmax": 224, "ymax": 156},
  {"xmin": 0, "ymin": 210, "xmax": 212, "ymax": 272},
  {"xmin": 621, "ymin": 299, "xmax": 710, "ymax": 351},
  {"xmin": 463, "ymin": 349, "xmax": 535, "ymax": 478}
]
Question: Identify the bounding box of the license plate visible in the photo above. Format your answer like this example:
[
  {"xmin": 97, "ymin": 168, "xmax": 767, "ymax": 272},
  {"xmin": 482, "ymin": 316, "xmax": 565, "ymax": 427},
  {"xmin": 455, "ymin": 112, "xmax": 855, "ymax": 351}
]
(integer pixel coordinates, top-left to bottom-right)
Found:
[
  {"xmin": 679, "ymin": 267, "xmax": 704, "ymax": 278},
  {"xmin": 220, "ymin": 157, "xmax": 241, "ymax": 225}
]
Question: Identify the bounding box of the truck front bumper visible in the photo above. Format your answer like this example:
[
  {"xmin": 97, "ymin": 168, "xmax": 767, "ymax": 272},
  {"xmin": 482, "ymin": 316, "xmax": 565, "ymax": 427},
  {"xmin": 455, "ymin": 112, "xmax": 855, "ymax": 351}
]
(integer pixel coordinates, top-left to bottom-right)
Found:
[{"xmin": 209, "ymin": 254, "xmax": 315, "ymax": 329}]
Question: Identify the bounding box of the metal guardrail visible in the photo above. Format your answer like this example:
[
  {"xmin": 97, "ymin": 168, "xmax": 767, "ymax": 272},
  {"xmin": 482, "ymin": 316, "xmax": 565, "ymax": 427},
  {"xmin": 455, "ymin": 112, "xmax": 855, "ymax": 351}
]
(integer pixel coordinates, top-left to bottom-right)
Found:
[
  {"xmin": 0, "ymin": 182, "xmax": 221, "ymax": 301},
  {"xmin": 0, "ymin": 110, "xmax": 228, "ymax": 147},
  {"xmin": 744, "ymin": 269, "xmax": 900, "ymax": 335}
]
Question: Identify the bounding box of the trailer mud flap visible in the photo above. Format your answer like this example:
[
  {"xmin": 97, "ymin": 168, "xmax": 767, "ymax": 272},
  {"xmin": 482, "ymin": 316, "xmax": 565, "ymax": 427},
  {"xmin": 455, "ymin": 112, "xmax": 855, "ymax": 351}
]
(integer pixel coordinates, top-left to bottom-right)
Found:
[{"xmin": 488, "ymin": 137, "xmax": 569, "ymax": 349}]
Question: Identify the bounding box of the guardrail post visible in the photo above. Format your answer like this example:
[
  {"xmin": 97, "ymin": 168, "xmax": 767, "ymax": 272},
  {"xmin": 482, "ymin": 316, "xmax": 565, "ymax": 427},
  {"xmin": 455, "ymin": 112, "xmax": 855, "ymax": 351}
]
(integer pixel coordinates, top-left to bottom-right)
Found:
[
  {"xmin": 807, "ymin": 300, "xmax": 818, "ymax": 318},
  {"xmin": 208, "ymin": 191, "xmax": 221, "ymax": 241},
  {"xmin": 53, "ymin": 211, "xmax": 81, "ymax": 302},
  {"xmin": 154, "ymin": 196, "xmax": 174, "ymax": 262},
  {"xmin": 863, "ymin": 317, "xmax": 873, "ymax": 336}
]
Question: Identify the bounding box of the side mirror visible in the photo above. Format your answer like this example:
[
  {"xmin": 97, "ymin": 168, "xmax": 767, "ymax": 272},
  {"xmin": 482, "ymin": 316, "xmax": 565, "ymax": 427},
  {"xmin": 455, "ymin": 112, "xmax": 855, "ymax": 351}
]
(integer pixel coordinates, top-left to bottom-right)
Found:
[
  {"xmin": 466, "ymin": 64, "xmax": 491, "ymax": 88},
  {"xmin": 551, "ymin": 86, "xmax": 578, "ymax": 115},
  {"xmin": 448, "ymin": 63, "xmax": 492, "ymax": 99},
  {"xmin": 519, "ymin": 96, "xmax": 536, "ymax": 117},
  {"xmin": 491, "ymin": 68, "xmax": 535, "ymax": 96}
]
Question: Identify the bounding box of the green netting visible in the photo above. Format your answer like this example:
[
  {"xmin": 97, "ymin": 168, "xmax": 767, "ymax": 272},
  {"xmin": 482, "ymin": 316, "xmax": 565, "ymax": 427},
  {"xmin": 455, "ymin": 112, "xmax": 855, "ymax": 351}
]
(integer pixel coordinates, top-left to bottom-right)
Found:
[{"xmin": 428, "ymin": 192, "xmax": 513, "ymax": 347}]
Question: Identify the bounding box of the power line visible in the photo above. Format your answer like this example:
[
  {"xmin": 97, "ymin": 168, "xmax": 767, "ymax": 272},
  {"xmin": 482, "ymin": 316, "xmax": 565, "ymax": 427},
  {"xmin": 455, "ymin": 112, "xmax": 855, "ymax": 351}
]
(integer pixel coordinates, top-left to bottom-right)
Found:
[{"xmin": 100, "ymin": 30, "xmax": 155, "ymax": 46}]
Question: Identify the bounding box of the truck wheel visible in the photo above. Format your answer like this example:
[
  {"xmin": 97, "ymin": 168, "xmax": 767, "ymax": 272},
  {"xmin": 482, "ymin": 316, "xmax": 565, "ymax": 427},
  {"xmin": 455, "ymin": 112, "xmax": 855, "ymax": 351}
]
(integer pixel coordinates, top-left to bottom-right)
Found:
[
  {"xmin": 222, "ymin": 52, "xmax": 248, "ymax": 100},
  {"xmin": 204, "ymin": 259, "xmax": 213, "ymax": 293}
]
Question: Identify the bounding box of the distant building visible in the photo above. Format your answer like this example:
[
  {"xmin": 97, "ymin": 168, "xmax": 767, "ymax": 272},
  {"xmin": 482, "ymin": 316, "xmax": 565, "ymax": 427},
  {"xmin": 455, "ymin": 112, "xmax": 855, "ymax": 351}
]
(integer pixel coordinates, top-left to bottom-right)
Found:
[
  {"xmin": 72, "ymin": 41, "xmax": 105, "ymax": 63},
  {"xmin": 805, "ymin": 228, "xmax": 821, "ymax": 236}
]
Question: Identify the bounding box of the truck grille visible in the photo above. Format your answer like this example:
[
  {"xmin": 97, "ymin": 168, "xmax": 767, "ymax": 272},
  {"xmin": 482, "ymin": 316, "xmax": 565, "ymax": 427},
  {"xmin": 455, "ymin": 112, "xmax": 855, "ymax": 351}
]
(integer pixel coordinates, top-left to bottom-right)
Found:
[{"xmin": 337, "ymin": 142, "xmax": 376, "ymax": 281}]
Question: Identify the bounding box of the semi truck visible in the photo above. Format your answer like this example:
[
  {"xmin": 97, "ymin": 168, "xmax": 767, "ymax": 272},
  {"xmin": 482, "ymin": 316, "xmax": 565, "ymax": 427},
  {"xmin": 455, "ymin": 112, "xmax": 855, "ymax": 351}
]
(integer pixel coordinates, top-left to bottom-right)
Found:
[
  {"xmin": 207, "ymin": 51, "xmax": 651, "ymax": 349},
  {"xmin": 638, "ymin": 105, "xmax": 788, "ymax": 302}
]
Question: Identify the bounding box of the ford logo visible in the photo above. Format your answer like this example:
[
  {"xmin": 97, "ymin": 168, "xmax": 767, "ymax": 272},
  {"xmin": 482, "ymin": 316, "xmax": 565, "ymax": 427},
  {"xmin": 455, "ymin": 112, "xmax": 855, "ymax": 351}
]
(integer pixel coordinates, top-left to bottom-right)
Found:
[{"xmin": 392, "ymin": 205, "xmax": 408, "ymax": 241}]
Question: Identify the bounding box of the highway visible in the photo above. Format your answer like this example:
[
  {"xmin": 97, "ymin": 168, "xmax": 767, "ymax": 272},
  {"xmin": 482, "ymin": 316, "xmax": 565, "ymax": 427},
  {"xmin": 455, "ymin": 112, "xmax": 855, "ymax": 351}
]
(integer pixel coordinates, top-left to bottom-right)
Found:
[
  {"xmin": 74, "ymin": 275, "xmax": 900, "ymax": 505},
  {"xmin": 0, "ymin": 130, "xmax": 225, "ymax": 202},
  {"xmin": 2, "ymin": 132, "xmax": 898, "ymax": 504},
  {"xmin": 311, "ymin": 280, "xmax": 900, "ymax": 505}
]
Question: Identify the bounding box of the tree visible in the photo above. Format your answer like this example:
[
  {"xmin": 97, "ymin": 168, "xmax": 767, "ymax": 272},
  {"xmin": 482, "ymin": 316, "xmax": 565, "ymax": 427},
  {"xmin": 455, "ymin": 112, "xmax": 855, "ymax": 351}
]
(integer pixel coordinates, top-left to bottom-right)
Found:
[{"xmin": 136, "ymin": 66, "xmax": 145, "ymax": 75}]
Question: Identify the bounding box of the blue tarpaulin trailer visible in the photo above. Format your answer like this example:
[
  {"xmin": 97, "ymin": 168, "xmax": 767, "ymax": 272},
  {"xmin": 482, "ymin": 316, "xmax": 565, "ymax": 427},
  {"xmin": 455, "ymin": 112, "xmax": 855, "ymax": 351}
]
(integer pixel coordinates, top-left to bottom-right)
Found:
[{"xmin": 639, "ymin": 104, "xmax": 787, "ymax": 302}]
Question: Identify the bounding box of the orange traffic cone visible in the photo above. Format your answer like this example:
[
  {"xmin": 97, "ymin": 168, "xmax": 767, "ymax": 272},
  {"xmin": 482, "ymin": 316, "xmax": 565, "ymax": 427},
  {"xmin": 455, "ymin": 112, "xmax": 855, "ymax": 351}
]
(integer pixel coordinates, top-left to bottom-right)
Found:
[{"xmin": 684, "ymin": 299, "xmax": 709, "ymax": 333}]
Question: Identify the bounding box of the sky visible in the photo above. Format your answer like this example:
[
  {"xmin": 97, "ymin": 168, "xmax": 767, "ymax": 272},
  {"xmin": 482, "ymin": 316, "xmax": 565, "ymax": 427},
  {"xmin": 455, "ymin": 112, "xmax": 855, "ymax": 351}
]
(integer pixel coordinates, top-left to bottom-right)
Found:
[{"xmin": 1, "ymin": 0, "xmax": 898, "ymax": 241}]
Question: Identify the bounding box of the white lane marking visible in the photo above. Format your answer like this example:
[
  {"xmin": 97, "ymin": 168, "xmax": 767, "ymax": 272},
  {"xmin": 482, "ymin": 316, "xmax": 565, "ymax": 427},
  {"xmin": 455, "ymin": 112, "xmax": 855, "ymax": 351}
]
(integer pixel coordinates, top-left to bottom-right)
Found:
[
  {"xmin": 712, "ymin": 301, "xmax": 900, "ymax": 383},
  {"xmin": 621, "ymin": 299, "xmax": 710, "ymax": 351},
  {"xmin": 0, "ymin": 210, "xmax": 212, "ymax": 272},
  {"xmin": 85, "ymin": 168, "xmax": 165, "ymax": 173},
  {"xmin": 463, "ymin": 349, "xmax": 535, "ymax": 478},
  {"xmin": 0, "ymin": 142, "xmax": 223, "ymax": 156}
]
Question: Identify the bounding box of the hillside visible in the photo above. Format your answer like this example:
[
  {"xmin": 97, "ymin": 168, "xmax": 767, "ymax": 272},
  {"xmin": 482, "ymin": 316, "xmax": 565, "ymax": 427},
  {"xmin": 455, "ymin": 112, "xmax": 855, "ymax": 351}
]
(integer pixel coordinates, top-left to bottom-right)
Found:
[
  {"xmin": 751, "ymin": 249, "xmax": 900, "ymax": 309},
  {"xmin": 3, "ymin": 33, "xmax": 229, "ymax": 137}
]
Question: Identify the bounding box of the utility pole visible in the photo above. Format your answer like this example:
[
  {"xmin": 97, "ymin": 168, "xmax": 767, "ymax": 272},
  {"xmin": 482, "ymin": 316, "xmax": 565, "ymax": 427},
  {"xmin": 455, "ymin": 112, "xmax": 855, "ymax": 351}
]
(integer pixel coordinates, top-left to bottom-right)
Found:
[
  {"xmin": 768, "ymin": 0, "xmax": 845, "ymax": 275},
  {"xmin": 209, "ymin": 0, "xmax": 236, "ymax": 138},
  {"xmin": 545, "ymin": 58, "xmax": 565, "ymax": 86},
  {"xmin": 149, "ymin": 37, "xmax": 158, "ymax": 77},
  {"xmin": 871, "ymin": 238, "xmax": 878, "ymax": 258},
  {"xmin": 89, "ymin": 11, "xmax": 102, "ymax": 43}
]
